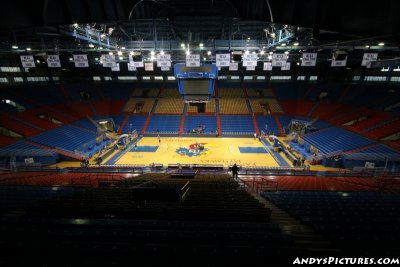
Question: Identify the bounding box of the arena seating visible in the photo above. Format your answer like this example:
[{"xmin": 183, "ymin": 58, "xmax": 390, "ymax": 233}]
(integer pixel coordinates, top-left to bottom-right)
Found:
[
  {"xmin": 220, "ymin": 115, "xmax": 255, "ymax": 134},
  {"xmin": 186, "ymin": 98, "xmax": 216, "ymax": 114},
  {"xmin": 248, "ymin": 99, "xmax": 267, "ymax": 114},
  {"xmin": 0, "ymin": 113, "xmax": 42, "ymax": 137},
  {"xmin": 183, "ymin": 115, "xmax": 217, "ymax": 134},
  {"xmin": 154, "ymin": 98, "xmax": 184, "ymax": 114},
  {"xmin": 263, "ymin": 191, "xmax": 400, "ymax": 256},
  {"xmin": 122, "ymin": 115, "xmax": 147, "ymax": 134},
  {"xmin": 303, "ymin": 127, "xmax": 373, "ymax": 154},
  {"xmin": 146, "ymin": 115, "xmax": 181, "ymax": 133},
  {"xmin": 219, "ymin": 99, "xmax": 249, "ymax": 114},
  {"xmin": 30, "ymin": 125, "xmax": 99, "ymax": 154},
  {"xmin": 256, "ymin": 115, "xmax": 280, "ymax": 136},
  {"xmin": 0, "ymin": 141, "xmax": 58, "ymax": 166}
]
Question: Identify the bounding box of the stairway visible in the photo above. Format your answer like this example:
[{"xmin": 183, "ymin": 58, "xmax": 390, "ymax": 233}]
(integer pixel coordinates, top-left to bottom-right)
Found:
[
  {"xmin": 118, "ymin": 114, "xmax": 129, "ymax": 135},
  {"xmin": 274, "ymin": 115, "xmax": 285, "ymax": 136},
  {"xmin": 26, "ymin": 140, "xmax": 86, "ymax": 161},
  {"xmin": 179, "ymin": 115, "xmax": 185, "ymax": 135},
  {"xmin": 141, "ymin": 114, "xmax": 151, "ymax": 135}
]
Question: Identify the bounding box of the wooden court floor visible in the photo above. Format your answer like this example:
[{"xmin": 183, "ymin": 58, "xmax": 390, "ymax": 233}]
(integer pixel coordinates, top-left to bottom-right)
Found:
[{"xmin": 115, "ymin": 137, "xmax": 280, "ymax": 168}]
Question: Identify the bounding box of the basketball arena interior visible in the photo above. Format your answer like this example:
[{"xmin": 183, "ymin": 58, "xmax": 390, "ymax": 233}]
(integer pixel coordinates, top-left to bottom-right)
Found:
[{"xmin": 0, "ymin": 0, "xmax": 400, "ymax": 265}]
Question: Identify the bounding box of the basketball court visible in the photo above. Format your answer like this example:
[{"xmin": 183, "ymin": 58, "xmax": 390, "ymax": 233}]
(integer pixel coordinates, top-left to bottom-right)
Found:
[{"xmin": 112, "ymin": 137, "xmax": 281, "ymax": 167}]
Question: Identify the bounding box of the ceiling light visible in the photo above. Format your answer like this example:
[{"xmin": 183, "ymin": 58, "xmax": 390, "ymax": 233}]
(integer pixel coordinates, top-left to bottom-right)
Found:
[
  {"xmin": 284, "ymin": 51, "xmax": 289, "ymax": 54},
  {"xmin": 99, "ymin": 47, "xmax": 103, "ymax": 50},
  {"xmin": 207, "ymin": 51, "xmax": 211, "ymax": 56},
  {"xmin": 199, "ymin": 43, "xmax": 203, "ymax": 47},
  {"xmin": 117, "ymin": 51, "xmax": 122, "ymax": 56},
  {"xmin": 260, "ymin": 50, "xmax": 265, "ymax": 55},
  {"xmin": 121, "ymin": 47, "xmax": 126, "ymax": 50},
  {"xmin": 181, "ymin": 43, "xmax": 185, "ymax": 48},
  {"xmin": 73, "ymin": 23, "xmax": 78, "ymax": 28},
  {"xmin": 88, "ymin": 44, "xmax": 94, "ymax": 48},
  {"xmin": 378, "ymin": 42, "xmax": 385, "ymax": 46},
  {"xmin": 245, "ymin": 50, "xmax": 249, "ymax": 54},
  {"xmin": 270, "ymin": 32, "xmax": 276, "ymax": 38},
  {"xmin": 109, "ymin": 52, "xmax": 114, "ymax": 55},
  {"xmin": 296, "ymin": 62, "xmax": 300, "ymax": 65},
  {"xmin": 203, "ymin": 57, "xmax": 206, "ymax": 60},
  {"xmin": 26, "ymin": 47, "xmax": 31, "ymax": 51},
  {"xmin": 69, "ymin": 57, "xmax": 73, "ymax": 61},
  {"xmin": 150, "ymin": 51, "xmax": 155, "ymax": 56},
  {"xmin": 160, "ymin": 50, "xmax": 164, "ymax": 55},
  {"xmin": 12, "ymin": 45, "xmax": 18, "ymax": 49},
  {"xmin": 185, "ymin": 50, "xmax": 190, "ymax": 55},
  {"xmin": 281, "ymin": 43, "xmax": 287, "ymax": 47},
  {"xmin": 365, "ymin": 45, "xmax": 370, "ymax": 48},
  {"xmin": 36, "ymin": 60, "xmax": 40, "ymax": 63},
  {"xmin": 251, "ymin": 51, "xmax": 256, "ymax": 54},
  {"xmin": 247, "ymin": 37, "xmax": 251, "ymax": 40},
  {"xmin": 269, "ymin": 51, "xmax": 273, "ymax": 55},
  {"xmin": 129, "ymin": 51, "xmax": 134, "ymax": 55},
  {"xmin": 95, "ymin": 58, "xmax": 99, "ymax": 61},
  {"xmin": 267, "ymin": 55, "xmax": 272, "ymax": 60},
  {"xmin": 293, "ymin": 42, "xmax": 299, "ymax": 46},
  {"xmin": 119, "ymin": 56, "xmax": 123, "ymax": 60}
]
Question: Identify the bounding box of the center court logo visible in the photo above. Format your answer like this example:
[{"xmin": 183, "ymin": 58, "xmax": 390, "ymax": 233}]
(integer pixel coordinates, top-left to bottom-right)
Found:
[{"xmin": 176, "ymin": 143, "xmax": 208, "ymax": 157}]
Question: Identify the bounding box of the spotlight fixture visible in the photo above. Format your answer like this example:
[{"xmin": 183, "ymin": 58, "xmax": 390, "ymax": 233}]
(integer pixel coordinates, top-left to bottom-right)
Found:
[
  {"xmin": 199, "ymin": 43, "xmax": 203, "ymax": 47},
  {"xmin": 260, "ymin": 50, "xmax": 265, "ymax": 55},
  {"xmin": 109, "ymin": 52, "xmax": 114, "ymax": 55},
  {"xmin": 26, "ymin": 47, "xmax": 31, "ymax": 51},
  {"xmin": 284, "ymin": 51, "xmax": 289, "ymax": 54},
  {"xmin": 12, "ymin": 45, "xmax": 18, "ymax": 49},
  {"xmin": 150, "ymin": 51, "xmax": 155, "ymax": 56},
  {"xmin": 181, "ymin": 43, "xmax": 185, "ymax": 48},
  {"xmin": 185, "ymin": 50, "xmax": 190, "ymax": 55},
  {"xmin": 244, "ymin": 50, "xmax": 249, "ymax": 54},
  {"xmin": 378, "ymin": 42, "xmax": 385, "ymax": 46},
  {"xmin": 207, "ymin": 51, "xmax": 211, "ymax": 56},
  {"xmin": 281, "ymin": 43, "xmax": 287, "ymax": 47},
  {"xmin": 293, "ymin": 42, "xmax": 299, "ymax": 46},
  {"xmin": 160, "ymin": 50, "xmax": 165, "ymax": 55},
  {"xmin": 121, "ymin": 47, "xmax": 126, "ymax": 50}
]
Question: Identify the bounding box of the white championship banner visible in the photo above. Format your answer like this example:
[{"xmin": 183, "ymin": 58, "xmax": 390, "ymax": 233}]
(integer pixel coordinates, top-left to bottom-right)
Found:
[
  {"xmin": 20, "ymin": 55, "xmax": 35, "ymax": 68},
  {"xmin": 242, "ymin": 53, "xmax": 258, "ymax": 67},
  {"xmin": 361, "ymin": 53, "xmax": 378, "ymax": 66},
  {"xmin": 111, "ymin": 63, "xmax": 120, "ymax": 72},
  {"xmin": 127, "ymin": 62, "xmax": 137, "ymax": 71},
  {"xmin": 101, "ymin": 54, "xmax": 116, "ymax": 67},
  {"xmin": 47, "ymin": 55, "xmax": 61, "ymax": 68},
  {"xmin": 156, "ymin": 54, "xmax": 171, "ymax": 67},
  {"xmin": 186, "ymin": 54, "xmax": 200, "ymax": 67},
  {"xmin": 331, "ymin": 56, "xmax": 347, "ymax": 67},
  {"xmin": 73, "ymin": 54, "xmax": 89, "ymax": 68},
  {"xmin": 301, "ymin": 53, "xmax": 317, "ymax": 67},
  {"xmin": 272, "ymin": 53, "xmax": 287, "ymax": 67},
  {"xmin": 229, "ymin": 62, "xmax": 238, "ymax": 71},
  {"xmin": 281, "ymin": 62, "xmax": 291, "ymax": 71},
  {"xmin": 216, "ymin": 53, "xmax": 230, "ymax": 67},
  {"xmin": 263, "ymin": 62, "xmax": 272, "ymax": 71}
]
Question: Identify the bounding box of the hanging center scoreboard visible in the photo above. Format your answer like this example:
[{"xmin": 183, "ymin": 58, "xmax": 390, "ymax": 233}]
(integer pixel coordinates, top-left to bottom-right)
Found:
[{"xmin": 174, "ymin": 63, "xmax": 218, "ymax": 103}]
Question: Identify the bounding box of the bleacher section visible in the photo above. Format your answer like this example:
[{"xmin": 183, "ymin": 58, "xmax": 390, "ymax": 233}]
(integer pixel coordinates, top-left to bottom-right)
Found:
[
  {"xmin": 121, "ymin": 115, "xmax": 147, "ymax": 134},
  {"xmin": 263, "ymin": 191, "xmax": 400, "ymax": 256},
  {"xmin": 218, "ymin": 87, "xmax": 244, "ymax": 97},
  {"xmin": 183, "ymin": 115, "xmax": 217, "ymax": 134},
  {"xmin": 123, "ymin": 99, "xmax": 155, "ymax": 113},
  {"xmin": 220, "ymin": 115, "xmax": 255, "ymax": 134},
  {"xmin": 146, "ymin": 115, "xmax": 181, "ymax": 133},
  {"xmin": 256, "ymin": 115, "xmax": 280, "ymax": 136},
  {"xmin": 303, "ymin": 127, "xmax": 373, "ymax": 154},
  {"xmin": 219, "ymin": 99, "xmax": 249, "ymax": 114},
  {"xmin": 159, "ymin": 88, "xmax": 181, "ymax": 98},
  {"xmin": 0, "ymin": 141, "xmax": 58, "ymax": 166},
  {"xmin": 30, "ymin": 125, "xmax": 101, "ymax": 157},
  {"xmin": 248, "ymin": 99, "xmax": 267, "ymax": 114},
  {"xmin": 266, "ymin": 99, "xmax": 283, "ymax": 113},
  {"xmin": 154, "ymin": 98, "xmax": 184, "ymax": 114}
]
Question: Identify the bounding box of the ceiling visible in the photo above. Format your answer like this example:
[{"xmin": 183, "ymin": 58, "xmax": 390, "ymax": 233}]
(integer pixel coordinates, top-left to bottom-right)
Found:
[{"xmin": 0, "ymin": 0, "xmax": 399, "ymax": 77}]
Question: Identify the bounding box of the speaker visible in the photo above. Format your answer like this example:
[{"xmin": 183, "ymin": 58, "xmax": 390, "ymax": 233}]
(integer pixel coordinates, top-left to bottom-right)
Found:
[
  {"xmin": 198, "ymin": 103, "xmax": 205, "ymax": 113},
  {"xmin": 333, "ymin": 51, "xmax": 347, "ymax": 61},
  {"xmin": 232, "ymin": 53, "xmax": 242, "ymax": 62},
  {"xmin": 131, "ymin": 53, "xmax": 142, "ymax": 62}
]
